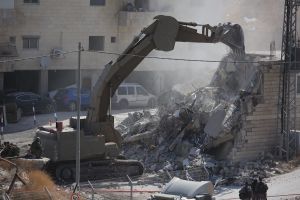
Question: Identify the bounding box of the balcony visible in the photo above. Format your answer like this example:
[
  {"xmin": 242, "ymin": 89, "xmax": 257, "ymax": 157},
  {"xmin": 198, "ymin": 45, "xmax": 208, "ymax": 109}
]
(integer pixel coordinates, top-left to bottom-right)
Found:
[
  {"xmin": 0, "ymin": 42, "xmax": 17, "ymax": 72},
  {"xmin": 0, "ymin": 42, "xmax": 18, "ymax": 58}
]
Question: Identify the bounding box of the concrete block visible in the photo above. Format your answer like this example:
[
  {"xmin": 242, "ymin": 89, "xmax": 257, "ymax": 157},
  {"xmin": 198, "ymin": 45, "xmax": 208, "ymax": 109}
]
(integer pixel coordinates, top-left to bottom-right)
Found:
[{"xmin": 204, "ymin": 105, "xmax": 226, "ymax": 138}]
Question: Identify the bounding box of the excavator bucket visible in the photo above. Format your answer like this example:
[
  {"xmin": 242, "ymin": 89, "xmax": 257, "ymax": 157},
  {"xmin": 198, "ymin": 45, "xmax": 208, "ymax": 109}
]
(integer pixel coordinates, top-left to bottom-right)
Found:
[{"xmin": 215, "ymin": 23, "xmax": 245, "ymax": 55}]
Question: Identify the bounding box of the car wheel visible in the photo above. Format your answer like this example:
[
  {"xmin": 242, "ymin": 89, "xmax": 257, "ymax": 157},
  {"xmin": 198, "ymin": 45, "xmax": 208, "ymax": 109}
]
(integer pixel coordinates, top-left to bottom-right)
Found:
[
  {"xmin": 119, "ymin": 99, "xmax": 128, "ymax": 109},
  {"xmin": 147, "ymin": 98, "xmax": 156, "ymax": 108},
  {"xmin": 69, "ymin": 102, "xmax": 76, "ymax": 112}
]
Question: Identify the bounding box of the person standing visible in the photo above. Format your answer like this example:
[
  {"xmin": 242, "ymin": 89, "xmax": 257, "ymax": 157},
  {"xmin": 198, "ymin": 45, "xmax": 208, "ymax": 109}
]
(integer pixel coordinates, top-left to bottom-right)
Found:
[
  {"xmin": 255, "ymin": 177, "xmax": 268, "ymax": 200},
  {"xmin": 239, "ymin": 181, "xmax": 252, "ymax": 200},
  {"xmin": 30, "ymin": 137, "xmax": 43, "ymax": 158},
  {"xmin": 251, "ymin": 179, "xmax": 258, "ymax": 200}
]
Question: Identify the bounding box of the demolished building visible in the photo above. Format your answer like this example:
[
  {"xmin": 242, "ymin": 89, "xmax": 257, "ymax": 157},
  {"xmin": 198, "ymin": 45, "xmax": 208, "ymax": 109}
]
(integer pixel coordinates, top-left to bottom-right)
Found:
[{"xmin": 118, "ymin": 53, "xmax": 296, "ymax": 180}]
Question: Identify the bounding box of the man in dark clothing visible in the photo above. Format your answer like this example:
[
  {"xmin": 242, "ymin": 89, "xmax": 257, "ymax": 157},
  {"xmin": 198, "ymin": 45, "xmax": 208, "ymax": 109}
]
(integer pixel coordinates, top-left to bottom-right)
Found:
[
  {"xmin": 251, "ymin": 179, "xmax": 258, "ymax": 200},
  {"xmin": 239, "ymin": 181, "xmax": 252, "ymax": 200},
  {"xmin": 255, "ymin": 177, "xmax": 268, "ymax": 200},
  {"xmin": 30, "ymin": 137, "xmax": 43, "ymax": 159}
]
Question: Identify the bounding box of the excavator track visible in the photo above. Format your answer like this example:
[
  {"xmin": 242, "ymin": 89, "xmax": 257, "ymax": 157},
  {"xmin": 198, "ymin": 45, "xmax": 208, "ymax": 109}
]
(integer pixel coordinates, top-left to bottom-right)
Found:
[{"xmin": 45, "ymin": 158, "xmax": 144, "ymax": 183}]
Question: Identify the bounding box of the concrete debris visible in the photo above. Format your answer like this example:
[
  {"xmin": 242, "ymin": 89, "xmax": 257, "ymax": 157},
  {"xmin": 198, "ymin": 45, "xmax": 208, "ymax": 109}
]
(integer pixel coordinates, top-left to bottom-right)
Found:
[
  {"xmin": 204, "ymin": 104, "xmax": 226, "ymax": 139},
  {"xmin": 116, "ymin": 110, "xmax": 159, "ymax": 138},
  {"xmin": 120, "ymin": 53, "xmax": 278, "ymax": 185},
  {"xmin": 123, "ymin": 130, "xmax": 154, "ymax": 143}
]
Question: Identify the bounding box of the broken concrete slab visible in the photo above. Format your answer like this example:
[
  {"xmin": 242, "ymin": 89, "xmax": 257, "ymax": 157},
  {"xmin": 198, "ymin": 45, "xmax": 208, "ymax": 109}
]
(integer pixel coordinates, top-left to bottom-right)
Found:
[
  {"xmin": 123, "ymin": 130, "xmax": 154, "ymax": 143},
  {"xmin": 204, "ymin": 104, "xmax": 226, "ymax": 139}
]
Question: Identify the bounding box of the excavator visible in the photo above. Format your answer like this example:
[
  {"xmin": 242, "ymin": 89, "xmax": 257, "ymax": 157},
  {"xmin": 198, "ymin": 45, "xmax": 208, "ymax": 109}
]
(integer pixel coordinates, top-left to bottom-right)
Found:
[{"xmin": 36, "ymin": 15, "xmax": 245, "ymax": 182}]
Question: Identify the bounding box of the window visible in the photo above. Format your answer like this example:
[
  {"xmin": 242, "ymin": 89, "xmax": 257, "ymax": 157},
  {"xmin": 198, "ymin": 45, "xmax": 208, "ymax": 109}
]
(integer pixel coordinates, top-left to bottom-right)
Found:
[
  {"xmin": 23, "ymin": 36, "xmax": 39, "ymax": 49},
  {"xmin": 90, "ymin": 0, "xmax": 105, "ymax": 6},
  {"xmin": 89, "ymin": 36, "xmax": 104, "ymax": 51},
  {"xmin": 111, "ymin": 37, "xmax": 116, "ymax": 43},
  {"xmin": 118, "ymin": 87, "xmax": 127, "ymax": 95},
  {"xmin": 137, "ymin": 87, "xmax": 148, "ymax": 96},
  {"xmin": 9, "ymin": 36, "xmax": 16, "ymax": 45},
  {"xmin": 128, "ymin": 87, "xmax": 134, "ymax": 95},
  {"xmin": 297, "ymin": 74, "xmax": 300, "ymax": 95},
  {"xmin": 24, "ymin": 0, "xmax": 39, "ymax": 3}
]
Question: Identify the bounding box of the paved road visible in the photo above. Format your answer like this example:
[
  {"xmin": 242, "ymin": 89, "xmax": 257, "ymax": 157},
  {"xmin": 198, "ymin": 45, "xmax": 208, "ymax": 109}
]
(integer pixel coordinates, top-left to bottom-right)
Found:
[{"xmin": 215, "ymin": 167, "xmax": 300, "ymax": 199}]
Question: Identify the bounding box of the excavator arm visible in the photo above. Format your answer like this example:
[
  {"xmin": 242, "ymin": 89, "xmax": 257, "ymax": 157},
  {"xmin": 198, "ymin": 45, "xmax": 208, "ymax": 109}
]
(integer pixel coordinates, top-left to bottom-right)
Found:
[{"xmin": 85, "ymin": 15, "xmax": 245, "ymax": 141}]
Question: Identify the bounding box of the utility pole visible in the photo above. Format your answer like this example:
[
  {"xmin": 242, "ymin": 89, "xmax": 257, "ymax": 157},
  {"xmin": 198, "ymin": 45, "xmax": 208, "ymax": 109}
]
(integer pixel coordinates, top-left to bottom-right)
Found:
[
  {"xmin": 278, "ymin": 0, "xmax": 299, "ymax": 161},
  {"xmin": 76, "ymin": 42, "xmax": 82, "ymax": 189}
]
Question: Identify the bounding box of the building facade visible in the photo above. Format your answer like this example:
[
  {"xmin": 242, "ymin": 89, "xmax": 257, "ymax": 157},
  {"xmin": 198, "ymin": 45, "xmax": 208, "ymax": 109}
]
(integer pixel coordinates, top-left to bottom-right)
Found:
[{"xmin": 0, "ymin": 0, "xmax": 171, "ymax": 96}]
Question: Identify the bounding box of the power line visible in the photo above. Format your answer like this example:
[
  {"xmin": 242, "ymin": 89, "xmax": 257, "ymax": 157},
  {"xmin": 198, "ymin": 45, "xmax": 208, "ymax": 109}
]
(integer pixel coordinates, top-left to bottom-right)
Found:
[
  {"xmin": 0, "ymin": 50, "xmax": 80, "ymax": 63},
  {"xmin": 0, "ymin": 49, "xmax": 298, "ymax": 65},
  {"xmin": 91, "ymin": 50, "xmax": 265, "ymax": 64},
  {"xmin": 89, "ymin": 50, "xmax": 300, "ymax": 64}
]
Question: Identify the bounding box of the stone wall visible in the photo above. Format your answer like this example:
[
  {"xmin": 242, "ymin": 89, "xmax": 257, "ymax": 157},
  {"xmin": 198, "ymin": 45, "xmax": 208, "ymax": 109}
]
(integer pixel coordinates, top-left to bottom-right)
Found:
[{"xmin": 231, "ymin": 62, "xmax": 282, "ymax": 161}]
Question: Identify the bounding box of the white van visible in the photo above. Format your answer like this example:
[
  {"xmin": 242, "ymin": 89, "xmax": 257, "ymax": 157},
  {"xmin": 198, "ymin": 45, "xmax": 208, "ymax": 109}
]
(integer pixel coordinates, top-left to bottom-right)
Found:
[{"xmin": 112, "ymin": 83, "xmax": 156, "ymax": 109}]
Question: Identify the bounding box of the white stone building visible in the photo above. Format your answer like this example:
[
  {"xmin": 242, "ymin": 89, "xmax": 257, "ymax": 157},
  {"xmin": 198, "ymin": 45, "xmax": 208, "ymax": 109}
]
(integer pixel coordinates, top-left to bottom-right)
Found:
[{"xmin": 0, "ymin": 0, "xmax": 173, "ymax": 96}]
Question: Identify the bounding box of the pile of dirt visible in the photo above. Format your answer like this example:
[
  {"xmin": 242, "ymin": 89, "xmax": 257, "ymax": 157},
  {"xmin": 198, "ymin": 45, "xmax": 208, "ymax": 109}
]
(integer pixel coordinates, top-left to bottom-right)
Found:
[{"xmin": 0, "ymin": 158, "xmax": 69, "ymax": 199}]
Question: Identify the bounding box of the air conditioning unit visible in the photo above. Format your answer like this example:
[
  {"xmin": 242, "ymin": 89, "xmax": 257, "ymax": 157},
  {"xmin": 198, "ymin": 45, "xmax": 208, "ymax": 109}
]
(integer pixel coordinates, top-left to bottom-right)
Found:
[{"xmin": 50, "ymin": 48, "xmax": 65, "ymax": 59}]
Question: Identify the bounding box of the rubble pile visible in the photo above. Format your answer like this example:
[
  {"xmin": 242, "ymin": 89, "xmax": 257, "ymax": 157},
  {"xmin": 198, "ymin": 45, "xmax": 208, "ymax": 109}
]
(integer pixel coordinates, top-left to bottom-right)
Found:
[
  {"xmin": 119, "ymin": 53, "xmax": 274, "ymax": 182},
  {"xmin": 117, "ymin": 54, "xmax": 276, "ymax": 183},
  {"xmin": 0, "ymin": 141, "xmax": 20, "ymax": 158}
]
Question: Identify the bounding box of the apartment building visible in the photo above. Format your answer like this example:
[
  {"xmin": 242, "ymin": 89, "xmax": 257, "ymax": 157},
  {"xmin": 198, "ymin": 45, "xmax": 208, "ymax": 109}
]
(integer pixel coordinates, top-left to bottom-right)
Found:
[{"xmin": 0, "ymin": 0, "xmax": 171, "ymax": 96}]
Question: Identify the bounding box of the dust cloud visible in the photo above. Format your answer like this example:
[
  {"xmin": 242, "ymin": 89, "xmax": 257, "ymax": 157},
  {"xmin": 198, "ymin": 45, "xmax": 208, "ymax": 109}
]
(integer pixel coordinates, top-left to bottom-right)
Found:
[{"xmin": 139, "ymin": 0, "xmax": 284, "ymax": 94}]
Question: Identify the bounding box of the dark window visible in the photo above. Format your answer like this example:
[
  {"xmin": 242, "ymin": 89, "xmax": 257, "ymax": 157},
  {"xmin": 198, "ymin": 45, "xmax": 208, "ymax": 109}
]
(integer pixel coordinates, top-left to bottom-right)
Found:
[
  {"xmin": 111, "ymin": 36, "xmax": 116, "ymax": 43},
  {"xmin": 24, "ymin": 0, "xmax": 39, "ymax": 3},
  {"xmin": 90, "ymin": 0, "xmax": 105, "ymax": 6},
  {"xmin": 128, "ymin": 87, "xmax": 134, "ymax": 95},
  {"xmin": 297, "ymin": 75, "xmax": 300, "ymax": 94},
  {"xmin": 137, "ymin": 87, "xmax": 148, "ymax": 96},
  {"xmin": 89, "ymin": 36, "xmax": 104, "ymax": 51},
  {"xmin": 23, "ymin": 36, "xmax": 39, "ymax": 49},
  {"xmin": 9, "ymin": 36, "xmax": 16, "ymax": 45},
  {"xmin": 118, "ymin": 87, "xmax": 127, "ymax": 95}
]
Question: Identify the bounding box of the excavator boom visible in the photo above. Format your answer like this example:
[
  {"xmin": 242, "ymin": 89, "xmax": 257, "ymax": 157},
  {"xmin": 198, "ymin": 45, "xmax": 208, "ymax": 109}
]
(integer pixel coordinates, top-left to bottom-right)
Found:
[{"xmin": 87, "ymin": 15, "xmax": 245, "ymax": 129}]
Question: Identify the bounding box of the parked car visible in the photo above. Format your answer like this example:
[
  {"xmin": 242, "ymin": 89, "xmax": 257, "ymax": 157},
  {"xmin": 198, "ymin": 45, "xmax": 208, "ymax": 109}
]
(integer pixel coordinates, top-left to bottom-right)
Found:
[
  {"xmin": 112, "ymin": 83, "xmax": 156, "ymax": 109},
  {"xmin": 4, "ymin": 92, "xmax": 55, "ymax": 116},
  {"xmin": 53, "ymin": 88, "xmax": 91, "ymax": 111}
]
